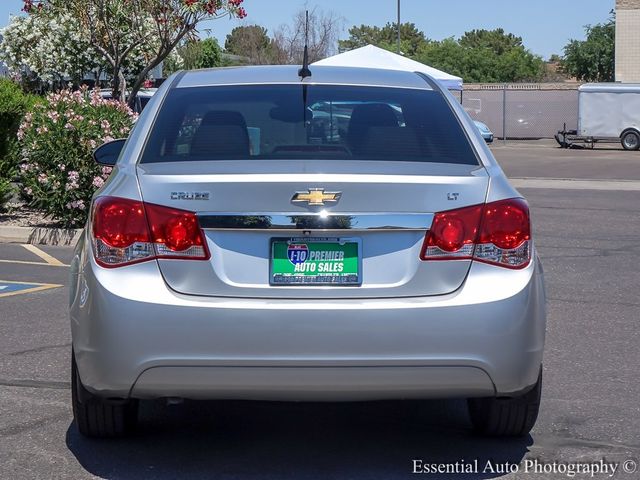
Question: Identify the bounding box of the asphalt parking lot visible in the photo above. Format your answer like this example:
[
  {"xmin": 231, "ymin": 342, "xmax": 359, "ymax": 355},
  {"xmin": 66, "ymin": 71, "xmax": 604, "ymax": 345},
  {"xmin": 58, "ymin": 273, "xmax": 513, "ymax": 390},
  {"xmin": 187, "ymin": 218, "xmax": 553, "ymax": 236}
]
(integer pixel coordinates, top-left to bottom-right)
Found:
[{"xmin": 1, "ymin": 141, "xmax": 639, "ymax": 479}]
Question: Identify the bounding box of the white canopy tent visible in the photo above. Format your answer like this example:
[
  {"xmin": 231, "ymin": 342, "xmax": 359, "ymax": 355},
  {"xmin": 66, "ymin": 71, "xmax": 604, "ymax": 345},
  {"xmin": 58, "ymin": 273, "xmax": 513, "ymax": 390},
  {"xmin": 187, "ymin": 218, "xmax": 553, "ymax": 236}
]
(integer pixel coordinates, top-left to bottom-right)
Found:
[{"xmin": 312, "ymin": 44, "xmax": 463, "ymax": 91}]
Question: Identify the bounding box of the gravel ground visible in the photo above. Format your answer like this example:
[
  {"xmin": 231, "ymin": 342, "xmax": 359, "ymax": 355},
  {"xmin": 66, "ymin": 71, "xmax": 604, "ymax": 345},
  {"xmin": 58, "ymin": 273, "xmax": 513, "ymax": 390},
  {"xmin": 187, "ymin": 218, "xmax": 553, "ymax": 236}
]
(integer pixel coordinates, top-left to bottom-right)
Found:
[{"xmin": 0, "ymin": 201, "xmax": 56, "ymax": 228}]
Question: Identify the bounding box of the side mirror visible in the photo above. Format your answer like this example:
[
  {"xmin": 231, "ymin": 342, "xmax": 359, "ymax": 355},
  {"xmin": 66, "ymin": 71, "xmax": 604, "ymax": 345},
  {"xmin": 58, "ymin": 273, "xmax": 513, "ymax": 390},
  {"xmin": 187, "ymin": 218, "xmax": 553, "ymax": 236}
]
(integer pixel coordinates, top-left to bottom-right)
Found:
[{"xmin": 93, "ymin": 138, "xmax": 126, "ymax": 166}]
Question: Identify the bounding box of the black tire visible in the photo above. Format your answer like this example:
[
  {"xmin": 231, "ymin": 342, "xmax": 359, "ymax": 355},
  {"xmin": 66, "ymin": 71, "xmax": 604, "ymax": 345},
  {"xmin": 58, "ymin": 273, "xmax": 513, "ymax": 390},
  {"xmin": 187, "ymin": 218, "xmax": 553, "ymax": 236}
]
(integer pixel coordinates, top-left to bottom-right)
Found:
[
  {"xmin": 71, "ymin": 353, "xmax": 138, "ymax": 438},
  {"xmin": 621, "ymin": 130, "xmax": 640, "ymax": 151},
  {"xmin": 468, "ymin": 368, "xmax": 542, "ymax": 437}
]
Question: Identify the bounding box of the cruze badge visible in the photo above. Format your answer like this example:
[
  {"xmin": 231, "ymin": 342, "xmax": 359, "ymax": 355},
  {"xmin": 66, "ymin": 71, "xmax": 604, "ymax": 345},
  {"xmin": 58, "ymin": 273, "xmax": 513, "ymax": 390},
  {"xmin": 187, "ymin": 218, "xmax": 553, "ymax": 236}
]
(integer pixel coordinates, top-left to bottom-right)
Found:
[
  {"xmin": 170, "ymin": 191, "xmax": 210, "ymax": 200},
  {"xmin": 291, "ymin": 188, "xmax": 341, "ymax": 206}
]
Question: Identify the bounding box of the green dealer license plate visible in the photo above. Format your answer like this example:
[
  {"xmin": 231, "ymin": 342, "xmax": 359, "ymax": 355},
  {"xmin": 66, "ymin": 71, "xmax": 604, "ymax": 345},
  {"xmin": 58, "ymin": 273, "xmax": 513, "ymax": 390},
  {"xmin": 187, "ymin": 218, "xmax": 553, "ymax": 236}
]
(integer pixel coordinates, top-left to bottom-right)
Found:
[{"xmin": 271, "ymin": 238, "xmax": 361, "ymax": 286}]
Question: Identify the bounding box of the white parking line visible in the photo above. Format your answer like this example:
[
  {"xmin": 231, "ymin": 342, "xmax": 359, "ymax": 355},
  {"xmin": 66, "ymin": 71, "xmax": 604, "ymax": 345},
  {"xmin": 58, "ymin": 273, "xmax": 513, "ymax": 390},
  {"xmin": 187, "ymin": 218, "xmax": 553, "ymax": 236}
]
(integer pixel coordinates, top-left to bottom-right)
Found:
[
  {"xmin": 0, "ymin": 259, "xmax": 69, "ymax": 267},
  {"xmin": 21, "ymin": 244, "xmax": 66, "ymax": 266}
]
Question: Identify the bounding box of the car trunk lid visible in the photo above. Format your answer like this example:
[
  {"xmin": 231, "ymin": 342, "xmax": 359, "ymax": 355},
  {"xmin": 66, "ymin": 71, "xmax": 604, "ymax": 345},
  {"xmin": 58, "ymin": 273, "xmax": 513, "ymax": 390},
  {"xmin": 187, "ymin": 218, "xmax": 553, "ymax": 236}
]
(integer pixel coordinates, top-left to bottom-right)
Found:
[{"xmin": 136, "ymin": 160, "xmax": 488, "ymax": 299}]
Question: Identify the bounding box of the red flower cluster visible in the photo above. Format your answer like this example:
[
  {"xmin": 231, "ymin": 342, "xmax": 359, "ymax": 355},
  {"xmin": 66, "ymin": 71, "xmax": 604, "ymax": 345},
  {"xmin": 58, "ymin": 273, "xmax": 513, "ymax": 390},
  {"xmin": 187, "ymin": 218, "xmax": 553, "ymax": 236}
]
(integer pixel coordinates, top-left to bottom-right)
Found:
[
  {"xmin": 21, "ymin": 0, "xmax": 42, "ymax": 13},
  {"xmin": 182, "ymin": 0, "xmax": 246, "ymax": 18},
  {"xmin": 228, "ymin": 0, "xmax": 247, "ymax": 18},
  {"xmin": 204, "ymin": 1, "xmax": 217, "ymax": 14}
]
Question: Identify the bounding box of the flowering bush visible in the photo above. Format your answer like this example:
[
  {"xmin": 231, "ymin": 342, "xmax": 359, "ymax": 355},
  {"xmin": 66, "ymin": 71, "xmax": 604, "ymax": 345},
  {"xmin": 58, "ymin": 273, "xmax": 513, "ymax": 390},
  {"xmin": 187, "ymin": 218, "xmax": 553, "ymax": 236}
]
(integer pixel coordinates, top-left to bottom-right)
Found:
[{"xmin": 18, "ymin": 87, "xmax": 137, "ymax": 227}]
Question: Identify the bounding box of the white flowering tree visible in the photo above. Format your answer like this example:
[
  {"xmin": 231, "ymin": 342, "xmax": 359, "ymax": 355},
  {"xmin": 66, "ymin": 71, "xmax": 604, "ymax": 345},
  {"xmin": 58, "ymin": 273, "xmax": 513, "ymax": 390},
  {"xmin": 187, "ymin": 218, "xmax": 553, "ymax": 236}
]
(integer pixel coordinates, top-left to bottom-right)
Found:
[
  {"xmin": 0, "ymin": 13, "xmax": 98, "ymax": 85},
  {"xmin": 21, "ymin": 0, "xmax": 247, "ymax": 107}
]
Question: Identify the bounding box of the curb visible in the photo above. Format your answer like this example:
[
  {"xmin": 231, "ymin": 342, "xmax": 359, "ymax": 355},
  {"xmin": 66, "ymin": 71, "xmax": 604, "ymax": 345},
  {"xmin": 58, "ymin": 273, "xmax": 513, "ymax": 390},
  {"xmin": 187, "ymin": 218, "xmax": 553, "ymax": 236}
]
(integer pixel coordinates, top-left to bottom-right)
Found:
[{"xmin": 0, "ymin": 226, "xmax": 82, "ymax": 246}]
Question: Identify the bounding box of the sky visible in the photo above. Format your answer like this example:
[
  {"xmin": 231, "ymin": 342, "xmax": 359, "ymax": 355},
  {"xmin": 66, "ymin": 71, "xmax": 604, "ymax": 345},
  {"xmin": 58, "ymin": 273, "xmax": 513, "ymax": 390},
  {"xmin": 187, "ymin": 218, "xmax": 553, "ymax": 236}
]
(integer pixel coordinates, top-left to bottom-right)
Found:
[{"xmin": 0, "ymin": 0, "xmax": 615, "ymax": 60}]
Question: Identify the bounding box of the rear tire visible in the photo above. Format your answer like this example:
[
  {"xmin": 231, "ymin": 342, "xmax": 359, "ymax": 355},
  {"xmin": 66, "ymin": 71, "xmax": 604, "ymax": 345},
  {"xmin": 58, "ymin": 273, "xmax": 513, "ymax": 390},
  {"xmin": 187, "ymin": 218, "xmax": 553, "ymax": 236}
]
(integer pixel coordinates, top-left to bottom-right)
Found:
[
  {"xmin": 468, "ymin": 368, "xmax": 542, "ymax": 437},
  {"xmin": 621, "ymin": 130, "xmax": 640, "ymax": 151},
  {"xmin": 71, "ymin": 353, "xmax": 138, "ymax": 438}
]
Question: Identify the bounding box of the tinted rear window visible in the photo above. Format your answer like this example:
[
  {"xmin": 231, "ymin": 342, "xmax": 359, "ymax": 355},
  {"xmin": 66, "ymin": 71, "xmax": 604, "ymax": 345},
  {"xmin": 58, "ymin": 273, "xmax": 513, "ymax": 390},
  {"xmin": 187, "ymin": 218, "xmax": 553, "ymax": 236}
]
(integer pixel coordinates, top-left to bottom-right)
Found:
[{"xmin": 140, "ymin": 85, "xmax": 478, "ymax": 165}]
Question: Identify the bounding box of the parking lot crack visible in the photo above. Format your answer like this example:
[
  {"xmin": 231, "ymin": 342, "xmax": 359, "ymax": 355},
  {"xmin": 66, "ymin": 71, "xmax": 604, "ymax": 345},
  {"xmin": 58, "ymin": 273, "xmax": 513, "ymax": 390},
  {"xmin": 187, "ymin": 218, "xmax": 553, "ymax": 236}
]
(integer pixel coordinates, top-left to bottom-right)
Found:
[
  {"xmin": 0, "ymin": 378, "xmax": 70, "ymax": 389},
  {"xmin": 7, "ymin": 342, "xmax": 71, "ymax": 357}
]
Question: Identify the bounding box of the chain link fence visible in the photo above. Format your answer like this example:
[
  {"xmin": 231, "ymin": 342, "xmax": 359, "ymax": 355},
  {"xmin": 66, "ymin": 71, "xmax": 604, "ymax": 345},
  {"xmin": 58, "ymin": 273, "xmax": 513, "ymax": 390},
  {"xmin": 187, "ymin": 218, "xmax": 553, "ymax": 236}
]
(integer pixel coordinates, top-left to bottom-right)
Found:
[{"xmin": 452, "ymin": 84, "xmax": 579, "ymax": 141}]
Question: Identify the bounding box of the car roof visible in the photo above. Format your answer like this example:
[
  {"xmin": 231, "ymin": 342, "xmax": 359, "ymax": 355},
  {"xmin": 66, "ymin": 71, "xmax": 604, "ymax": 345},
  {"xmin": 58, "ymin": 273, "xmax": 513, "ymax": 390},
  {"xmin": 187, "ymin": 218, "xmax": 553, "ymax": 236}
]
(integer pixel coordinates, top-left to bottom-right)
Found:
[{"xmin": 176, "ymin": 65, "xmax": 434, "ymax": 91}]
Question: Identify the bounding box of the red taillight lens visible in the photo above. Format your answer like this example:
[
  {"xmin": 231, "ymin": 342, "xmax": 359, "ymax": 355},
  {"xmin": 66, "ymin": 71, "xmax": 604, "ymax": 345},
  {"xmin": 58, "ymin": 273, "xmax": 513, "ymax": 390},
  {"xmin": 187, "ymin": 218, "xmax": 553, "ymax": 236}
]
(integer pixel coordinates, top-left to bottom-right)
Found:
[
  {"xmin": 478, "ymin": 199, "xmax": 530, "ymax": 250},
  {"xmin": 92, "ymin": 197, "xmax": 209, "ymax": 267},
  {"xmin": 420, "ymin": 198, "xmax": 532, "ymax": 269},
  {"xmin": 145, "ymin": 203, "xmax": 208, "ymax": 258},
  {"xmin": 420, "ymin": 204, "xmax": 482, "ymax": 259},
  {"xmin": 93, "ymin": 197, "xmax": 149, "ymax": 248}
]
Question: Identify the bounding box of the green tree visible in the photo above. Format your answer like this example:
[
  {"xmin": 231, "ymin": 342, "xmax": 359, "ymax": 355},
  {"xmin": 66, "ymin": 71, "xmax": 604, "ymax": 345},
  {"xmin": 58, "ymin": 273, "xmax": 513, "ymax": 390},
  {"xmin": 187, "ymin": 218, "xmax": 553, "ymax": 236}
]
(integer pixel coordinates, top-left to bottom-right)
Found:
[
  {"xmin": 339, "ymin": 22, "xmax": 428, "ymax": 57},
  {"xmin": 224, "ymin": 25, "xmax": 276, "ymax": 64},
  {"xmin": 416, "ymin": 36, "xmax": 543, "ymax": 83},
  {"xmin": 415, "ymin": 38, "xmax": 467, "ymax": 78},
  {"xmin": 197, "ymin": 38, "xmax": 222, "ymax": 69},
  {"xmin": 338, "ymin": 24, "xmax": 383, "ymax": 51},
  {"xmin": 459, "ymin": 28, "xmax": 523, "ymax": 55},
  {"xmin": 164, "ymin": 37, "xmax": 222, "ymax": 74},
  {"xmin": 225, "ymin": 25, "xmax": 270, "ymax": 55},
  {"xmin": 562, "ymin": 16, "xmax": 615, "ymax": 82}
]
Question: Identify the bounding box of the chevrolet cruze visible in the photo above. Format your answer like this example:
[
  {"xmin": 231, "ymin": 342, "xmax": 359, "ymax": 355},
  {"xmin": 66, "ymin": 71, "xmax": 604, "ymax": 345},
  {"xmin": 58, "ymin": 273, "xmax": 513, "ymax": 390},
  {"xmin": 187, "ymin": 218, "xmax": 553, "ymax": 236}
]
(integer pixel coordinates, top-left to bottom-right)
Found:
[{"xmin": 70, "ymin": 65, "xmax": 546, "ymax": 438}]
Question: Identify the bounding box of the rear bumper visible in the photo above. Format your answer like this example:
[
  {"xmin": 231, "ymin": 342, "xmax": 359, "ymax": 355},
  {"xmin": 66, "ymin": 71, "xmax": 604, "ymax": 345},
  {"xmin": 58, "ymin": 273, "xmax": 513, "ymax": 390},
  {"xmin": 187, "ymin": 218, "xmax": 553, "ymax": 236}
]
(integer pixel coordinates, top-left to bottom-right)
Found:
[
  {"xmin": 70, "ymin": 242, "xmax": 546, "ymax": 401},
  {"xmin": 131, "ymin": 366, "xmax": 495, "ymax": 401}
]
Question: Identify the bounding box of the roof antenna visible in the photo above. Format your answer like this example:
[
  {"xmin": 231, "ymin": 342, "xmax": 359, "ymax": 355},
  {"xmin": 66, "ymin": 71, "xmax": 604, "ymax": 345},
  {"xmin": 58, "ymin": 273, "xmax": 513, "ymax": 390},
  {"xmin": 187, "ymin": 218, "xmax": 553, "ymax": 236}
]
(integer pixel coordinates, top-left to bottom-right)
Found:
[{"xmin": 298, "ymin": 10, "xmax": 312, "ymax": 79}]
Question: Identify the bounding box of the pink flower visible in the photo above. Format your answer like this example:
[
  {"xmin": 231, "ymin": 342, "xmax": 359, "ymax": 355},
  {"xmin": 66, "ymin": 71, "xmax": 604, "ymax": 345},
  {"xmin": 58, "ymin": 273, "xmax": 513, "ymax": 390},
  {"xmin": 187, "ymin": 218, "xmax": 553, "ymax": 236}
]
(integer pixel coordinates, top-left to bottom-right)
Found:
[
  {"xmin": 67, "ymin": 170, "xmax": 80, "ymax": 181},
  {"xmin": 92, "ymin": 176, "xmax": 105, "ymax": 188},
  {"xmin": 66, "ymin": 199, "xmax": 86, "ymax": 210}
]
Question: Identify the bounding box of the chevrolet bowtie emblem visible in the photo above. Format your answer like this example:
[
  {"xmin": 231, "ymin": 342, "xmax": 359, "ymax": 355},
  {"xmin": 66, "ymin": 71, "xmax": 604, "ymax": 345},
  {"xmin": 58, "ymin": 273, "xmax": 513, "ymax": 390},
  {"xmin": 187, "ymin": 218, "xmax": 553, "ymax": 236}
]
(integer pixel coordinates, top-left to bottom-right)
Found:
[{"xmin": 291, "ymin": 188, "xmax": 342, "ymax": 206}]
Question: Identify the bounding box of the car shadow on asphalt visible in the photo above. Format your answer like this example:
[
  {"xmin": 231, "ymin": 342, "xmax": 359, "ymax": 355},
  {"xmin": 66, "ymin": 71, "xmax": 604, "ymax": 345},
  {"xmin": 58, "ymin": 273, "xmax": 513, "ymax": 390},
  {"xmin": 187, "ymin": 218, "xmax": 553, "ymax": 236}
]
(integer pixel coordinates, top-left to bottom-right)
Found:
[{"xmin": 66, "ymin": 398, "xmax": 532, "ymax": 479}]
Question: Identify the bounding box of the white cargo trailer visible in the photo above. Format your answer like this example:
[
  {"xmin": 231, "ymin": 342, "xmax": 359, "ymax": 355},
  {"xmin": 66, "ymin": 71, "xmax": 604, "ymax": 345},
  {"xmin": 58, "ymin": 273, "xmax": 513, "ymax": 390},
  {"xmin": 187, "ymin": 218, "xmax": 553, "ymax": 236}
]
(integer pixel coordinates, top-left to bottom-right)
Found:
[{"xmin": 556, "ymin": 83, "xmax": 640, "ymax": 150}]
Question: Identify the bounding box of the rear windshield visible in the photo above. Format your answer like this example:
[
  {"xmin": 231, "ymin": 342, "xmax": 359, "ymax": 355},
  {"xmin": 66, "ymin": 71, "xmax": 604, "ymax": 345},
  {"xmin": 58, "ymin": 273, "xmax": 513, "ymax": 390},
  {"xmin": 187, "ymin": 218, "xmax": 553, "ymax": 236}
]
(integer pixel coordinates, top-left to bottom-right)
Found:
[{"xmin": 140, "ymin": 85, "xmax": 478, "ymax": 165}]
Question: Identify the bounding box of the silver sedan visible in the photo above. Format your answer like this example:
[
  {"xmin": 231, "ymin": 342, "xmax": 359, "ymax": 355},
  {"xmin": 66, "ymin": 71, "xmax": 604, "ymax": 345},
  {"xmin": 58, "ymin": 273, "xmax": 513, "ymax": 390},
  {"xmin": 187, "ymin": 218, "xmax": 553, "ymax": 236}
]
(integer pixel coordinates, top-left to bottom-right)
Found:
[{"xmin": 70, "ymin": 65, "xmax": 546, "ymax": 438}]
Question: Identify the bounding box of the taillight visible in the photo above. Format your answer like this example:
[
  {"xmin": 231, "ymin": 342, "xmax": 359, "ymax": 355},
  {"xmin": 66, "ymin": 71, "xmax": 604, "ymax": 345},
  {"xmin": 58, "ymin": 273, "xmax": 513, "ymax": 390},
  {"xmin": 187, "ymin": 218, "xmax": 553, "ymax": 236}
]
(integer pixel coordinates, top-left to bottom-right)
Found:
[
  {"xmin": 92, "ymin": 196, "xmax": 209, "ymax": 267},
  {"xmin": 421, "ymin": 204, "xmax": 482, "ymax": 260},
  {"xmin": 145, "ymin": 203, "xmax": 208, "ymax": 259},
  {"xmin": 420, "ymin": 198, "xmax": 531, "ymax": 269}
]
